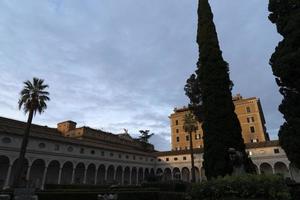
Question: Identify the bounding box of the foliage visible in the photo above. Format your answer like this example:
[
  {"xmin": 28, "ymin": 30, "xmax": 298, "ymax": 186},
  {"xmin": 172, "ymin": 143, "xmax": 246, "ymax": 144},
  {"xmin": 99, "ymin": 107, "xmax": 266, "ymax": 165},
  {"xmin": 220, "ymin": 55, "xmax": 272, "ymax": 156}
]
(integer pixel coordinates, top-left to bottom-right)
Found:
[
  {"xmin": 138, "ymin": 130, "xmax": 154, "ymax": 143},
  {"xmin": 185, "ymin": 0, "xmax": 254, "ymax": 179},
  {"xmin": 190, "ymin": 174, "xmax": 291, "ymax": 200},
  {"xmin": 142, "ymin": 181, "xmax": 188, "ymax": 192},
  {"xmin": 268, "ymin": 0, "xmax": 300, "ymax": 169}
]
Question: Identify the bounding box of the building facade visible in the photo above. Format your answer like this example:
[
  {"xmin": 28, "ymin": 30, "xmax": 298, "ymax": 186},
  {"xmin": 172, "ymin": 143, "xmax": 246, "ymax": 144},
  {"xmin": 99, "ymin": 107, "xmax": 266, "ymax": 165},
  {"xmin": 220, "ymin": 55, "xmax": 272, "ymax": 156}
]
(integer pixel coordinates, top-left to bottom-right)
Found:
[
  {"xmin": 170, "ymin": 94, "xmax": 270, "ymax": 151},
  {"xmin": 0, "ymin": 115, "xmax": 299, "ymax": 191}
]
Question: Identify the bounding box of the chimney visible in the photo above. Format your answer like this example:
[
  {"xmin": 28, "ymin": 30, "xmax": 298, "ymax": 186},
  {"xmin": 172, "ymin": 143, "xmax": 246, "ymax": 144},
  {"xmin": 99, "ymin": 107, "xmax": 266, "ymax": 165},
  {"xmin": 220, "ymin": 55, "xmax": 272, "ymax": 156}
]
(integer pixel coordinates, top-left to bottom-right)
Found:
[{"xmin": 57, "ymin": 120, "xmax": 77, "ymax": 134}]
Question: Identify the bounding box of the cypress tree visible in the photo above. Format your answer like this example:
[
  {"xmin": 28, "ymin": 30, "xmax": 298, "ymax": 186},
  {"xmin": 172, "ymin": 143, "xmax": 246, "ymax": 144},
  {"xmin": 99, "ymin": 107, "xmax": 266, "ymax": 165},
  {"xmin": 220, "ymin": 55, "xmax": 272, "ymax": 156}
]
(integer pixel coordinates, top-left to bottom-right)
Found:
[
  {"xmin": 185, "ymin": 0, "xmax": 254, "ymax": 179},
  {"xmin": 268, "ymin": 0, "xmax": 300, "ymax": 168}
]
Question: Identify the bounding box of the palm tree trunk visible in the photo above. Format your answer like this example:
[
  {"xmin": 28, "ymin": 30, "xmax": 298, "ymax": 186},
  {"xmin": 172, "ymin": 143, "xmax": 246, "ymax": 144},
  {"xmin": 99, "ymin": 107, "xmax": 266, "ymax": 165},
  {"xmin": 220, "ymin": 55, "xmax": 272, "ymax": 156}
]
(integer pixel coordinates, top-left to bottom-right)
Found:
[
  {"xmin": 189, "ymin": 131, "xmax": 196, "ymax": 183},
  {"xmin": 13, "ymin": 109, "xmax": 34, "ymax": 188}
]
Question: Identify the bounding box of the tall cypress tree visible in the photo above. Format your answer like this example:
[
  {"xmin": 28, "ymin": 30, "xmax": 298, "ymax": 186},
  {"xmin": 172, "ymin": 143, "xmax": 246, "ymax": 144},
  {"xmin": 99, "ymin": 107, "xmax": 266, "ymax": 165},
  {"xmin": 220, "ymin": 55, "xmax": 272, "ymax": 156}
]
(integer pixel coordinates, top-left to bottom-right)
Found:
[
  {"xmin": 269, "ymin": 0, "xmax": 300, "ymax": 168},
  {"xmin": 185, "ymin": 0, "xmax": 254, "ymax": 179}
]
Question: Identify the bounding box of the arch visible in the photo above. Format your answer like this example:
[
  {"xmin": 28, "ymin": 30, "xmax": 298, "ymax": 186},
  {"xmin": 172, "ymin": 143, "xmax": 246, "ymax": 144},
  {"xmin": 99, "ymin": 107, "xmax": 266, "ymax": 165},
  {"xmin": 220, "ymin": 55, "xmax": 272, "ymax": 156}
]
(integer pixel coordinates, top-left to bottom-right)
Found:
[
  {"xmin": 138, "ymin": 167, "xmax": 144, "ymax": 184},
  {"xmin": 74, "ymin": 163, "xmax": 85, "ymax": 184},
  {"xmin": 156, "ymin": 168, "xmax": 163, "ymax": 181},
  {"xmin": 274, "ymin": 162, "xmax": 289, "ymax": 178},
  {"xmin": 144, "ymin": 168, "xmax": 150, "ymax": 181},
  {"xmin": 163, "ymin": 168, "xmax": 172, "ymax": 181},
  {"xmin": 260, "ymin": 163, "xmax": 273, "ymax": 175},
  {"xmin": 61, "ymin": 161, "xmax": 73, "ymax": 184},
  {"xmin": 116, "ymin": 166, "xmax": 123, "ymax": 184},
  {"xmin": 131, "ymin": 167, "xmax": 137, "ymax": 185},
  {"xmin": 194, "ymin": 167, "xmax": 200, "ymax": 183},
  {"xmin": 182, "ymin": 167, "xmax": 190, "ymax": 182},
  {"xmin": 29, "ymin": 159, "xmax": 46, "ymax": 188},
  {"xmin": 150, "ymin": 168, "xmax": 155, "ymax": 177},
  {"xmin": 123, "ymin": 167, "xmax": 130, "ymax": 185},
  {"xmin": 9, "ymin": 158, "xmax": 29, "ymax": 186},
  {"xmin": 173, "ymin": 167, "xmax": 181, "ymax": 180},
  {"xmin": 0, "ymin": 156, "xmax": 10, "ymax": 189},
  {"xmin": 107, "ymin": 165, "xmax": 115, "ymax": 184},
  {"xmin": 290, "ymin": 163, "xmax": 300, "ymax": 182},
  {"xmin": 96, "ymin": 164, "xmax": 106, "ymax": 185},
  {"xmin": 86, "ymin": 164, "xmax": 96, "ymax": 184},
  {"xmin": 45, "ymin": 160, "xmax": 60, "ymax": 184},
  {"xmin": 253, "ymin": 165, "xmax": 259, "ymax": 174},
  {"xmin": 200, "ymin": 167, "xmax": 206, "ymax": 181}
]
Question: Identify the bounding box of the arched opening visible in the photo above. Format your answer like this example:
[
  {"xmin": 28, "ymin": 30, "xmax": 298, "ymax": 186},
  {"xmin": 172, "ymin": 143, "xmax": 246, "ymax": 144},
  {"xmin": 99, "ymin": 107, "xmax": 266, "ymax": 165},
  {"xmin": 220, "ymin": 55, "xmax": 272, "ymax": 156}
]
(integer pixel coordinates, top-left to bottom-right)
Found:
[
  {"xmin": 61, "ymin": 161, "xmax": 73, "ymax": 184},
  {"xmin": 274, "ymin": 162, "xmax": 289, "ymax": 178},
  {"xmin": 138, "ymin": 168, "xmax": 143, "ymax": 184},
  {"xmin": 0, "ymin": 156, "xmax": 10, "ymax": 189},
  {"xmin": 290, "ymin": 163, "xmax": 300, "ymax": 182},
  {"xmin": 144, "ymin": 168, "xmax": 150, "ymax": 181},
  {"xmin": 9, "ymin": 158, "xmax": 29, "ymax": 186},
  {"xmin": 116, "ymin": 166, "xmax": 123, "ymax": 184},
  {"xmin": 163, "ymin": 168, "xmax": 172, "ymax": 181},
  {"xmin": 173, "ymin": 168, "xmax": 181, "ymax": 180},
  {"xmin": 254, "ymin": 165, "xmax": 259, "ymax": 174},
  {"xmin": 260, "ymin": 163, "xmax": 273, "ymax": 175},
  {"xmin": 45, "ymin": 160, "xmax": 60, "ymax": 184},
  {"xmin": 131, "ymin": 167, "xmax": 137, "ymax": 185},
  {"xmin": 74, "ymin": 163, "xmax": 85, "ymax": 184},
  {"xmin": 29, "ymin": 159, "xmax": 46, "ymax": 188},
  {"xmin": 195, "ymin": 167, "xmax": 200, "ymax": 183},
  {"xmin": 156, "ymin": 168, "xmax": 163, "ymax": 181},
  {"xmin": 123, "ymin": 167, "xmax": 130, "ymax": 185},
  {"xmin": 107, "ymin": 165, "xmax": 115, "ymax": 184},
  {"xmin": 182, "ymin": 167, "xmax": 190, "ymax": 182},
  {"xmin": 86, "ymin": 164, "xmax": 96, "ymax": 184},
  {"xmin": 96, "ymin": 165, "xmax": 106, "ymax": 185}
]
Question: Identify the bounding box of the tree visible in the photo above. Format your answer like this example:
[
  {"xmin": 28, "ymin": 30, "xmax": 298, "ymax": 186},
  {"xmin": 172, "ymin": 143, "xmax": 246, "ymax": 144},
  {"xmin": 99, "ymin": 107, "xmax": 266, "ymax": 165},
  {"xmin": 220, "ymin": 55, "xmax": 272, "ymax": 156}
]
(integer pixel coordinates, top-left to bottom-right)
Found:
[
  {"xmin": 268, "ymin": 0, "xmax": 300, "ymax": 168},
  {"xmin": 138, "ymin": 130, "xmax": 154, "ymax": 143},
  {"xmin": 13, "ymin": 77, "xmax": 50, "ymax": 188},
  {"xmin": 185, "ymin": 0, "xmax": 254, "ymax": 179},
  {"xmin": 183, "ymin": 112, "xmax": 198, "ymax": 183}
]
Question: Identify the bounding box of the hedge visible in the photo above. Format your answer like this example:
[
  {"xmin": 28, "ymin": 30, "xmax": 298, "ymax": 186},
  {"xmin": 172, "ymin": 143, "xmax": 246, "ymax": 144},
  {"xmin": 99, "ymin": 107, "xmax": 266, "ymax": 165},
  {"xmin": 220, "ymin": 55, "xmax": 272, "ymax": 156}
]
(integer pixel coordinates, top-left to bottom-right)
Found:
[{"xmin": 190, "ymin": 174, "xmax": 291, "ymax": 200}]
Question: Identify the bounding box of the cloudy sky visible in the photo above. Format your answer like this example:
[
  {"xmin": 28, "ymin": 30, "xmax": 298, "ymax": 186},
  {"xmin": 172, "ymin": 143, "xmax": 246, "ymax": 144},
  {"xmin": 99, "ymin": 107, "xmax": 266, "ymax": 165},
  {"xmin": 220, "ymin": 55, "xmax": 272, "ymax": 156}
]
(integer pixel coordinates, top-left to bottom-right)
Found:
[{"xmin": 0, "ymin": 0, "xmax": 283, "ymax": 151}]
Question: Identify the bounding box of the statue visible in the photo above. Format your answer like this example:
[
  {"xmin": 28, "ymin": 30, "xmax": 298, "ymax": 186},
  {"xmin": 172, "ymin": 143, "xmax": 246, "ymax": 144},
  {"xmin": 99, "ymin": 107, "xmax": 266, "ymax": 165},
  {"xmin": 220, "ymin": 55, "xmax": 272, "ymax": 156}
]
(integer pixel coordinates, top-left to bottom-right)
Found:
[{"xmin": 228, "ymin": 148, "xmax": 245, "ymax": 175}]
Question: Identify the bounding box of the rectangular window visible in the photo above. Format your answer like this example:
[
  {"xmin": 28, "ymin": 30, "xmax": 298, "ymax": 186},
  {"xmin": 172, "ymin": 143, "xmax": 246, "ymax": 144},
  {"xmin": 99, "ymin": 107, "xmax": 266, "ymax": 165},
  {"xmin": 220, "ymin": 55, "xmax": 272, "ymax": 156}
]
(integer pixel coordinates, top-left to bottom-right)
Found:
[
  {"xmin": 54, "ymin": 144, "xmax": 60, "ymax": 151},
  {"xmin": 80, "ymin": 148, "xmax": 84, "ymax": 154},
  {"xmin": 247, "ymin": 117, "xmax": 255, "ymax": 123},
  {"xmin": 101, "ymin": 151, "xmax": 105, "ymax": 156},
  {"xmin": 186, "ymin": 135, "xmax": 189, "ymax": 141},
  {"xmin": 126, "ymin": 155, "xmax": 129, "ymax": 159},
  {"xmin": 250, "ymin": 126, "xmax": 255, "ymax": 133},
  {"xmin": 176, "ymin": 137, "xmax": 179, "ymax": 142},
  {"xmin": 110, "ymin": 153, "xmax": 114, "ymax": 157},
  {"xmin": 274, "ymin": 148, "xmax": 280, "ymax": 154},
  {"xmin": 133, "ymin": 156, "xmax": 136, "ymax": 160},
  {"xmin": 183, "ymin": 156, "xmax": 186, "ymax": 160},
  {"xmin": 118, "ymin": 154, "xmax": 122, "ymax": 158},
  {"xmin": 166, "ymin": 158, "xmax": 169, "ymax": 161},
  {"xmin": 176, "ymin": 129, "xmax": 179, "ymax": 133},
  {"xmin": 175, "ymin": 120, "xmax": 178, "ymax": 125},
  {"xmin": 246, "ymin": 107, "xmax": 251, "ymax": 113},
  {"xmin": 174, "ymin": 157, "xmax": 178, "ymax": 161}
]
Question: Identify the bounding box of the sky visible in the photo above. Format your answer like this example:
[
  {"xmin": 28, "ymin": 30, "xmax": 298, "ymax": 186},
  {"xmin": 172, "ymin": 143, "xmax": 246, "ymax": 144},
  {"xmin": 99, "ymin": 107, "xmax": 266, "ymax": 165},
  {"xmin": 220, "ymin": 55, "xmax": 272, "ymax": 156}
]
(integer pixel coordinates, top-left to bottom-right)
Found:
[{"xmin": 0, "ymin": 0, "xmax": 283, "ymax": 151}]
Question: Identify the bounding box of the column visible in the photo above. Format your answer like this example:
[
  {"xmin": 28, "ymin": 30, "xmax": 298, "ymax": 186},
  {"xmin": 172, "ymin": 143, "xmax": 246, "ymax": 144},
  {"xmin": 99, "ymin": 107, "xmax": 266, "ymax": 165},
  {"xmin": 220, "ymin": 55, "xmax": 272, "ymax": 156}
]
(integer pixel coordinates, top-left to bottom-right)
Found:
[
  {"xmin": 129, "ymin": 168, "xmax": 132, "ymax": 185},
  {"xmin": 94, "ymin": 168, "xmax": 98, "ymax": 185},
  {"xmin": 26, "ymin": 165, "xmax": 31, "ymax": 182},
  {"xmin": 122, "ymin": 169, "xmax": 125, "ymax": 185},
  {"xmin": 41, "ymin": 167, "xmax": 48, "ymax": 190},
  {"xmin": 83, "ymin": 169, "xmax": 87, "ymax": 184},
  {"xmin": 114, "ymin": 167, "xmax": 117, "ymax": 182},
  {"xmin": 136, "ymin": 170, "xmax": 138, "ymax": 185},
  {"xmin": 71, "ymin": 167, "xmax": 75, "ymax": 184},
  {"xmin": 3, "ymin": 165, "xmax": 12, "ymax": 189},
  {"xmin": 57, "ymin": 167, "xmax": 62, "ymax": 184}
]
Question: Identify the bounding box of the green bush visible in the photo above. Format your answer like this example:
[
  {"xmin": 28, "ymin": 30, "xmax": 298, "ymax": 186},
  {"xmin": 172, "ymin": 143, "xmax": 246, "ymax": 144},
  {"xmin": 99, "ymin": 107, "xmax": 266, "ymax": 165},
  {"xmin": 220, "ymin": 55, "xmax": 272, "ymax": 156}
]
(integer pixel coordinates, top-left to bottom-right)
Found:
[
  {"xmin": 190, "ymin": 174, "xmax": 291, "ymax": 200},
  {"xmin": 141, "ymin": 180, "xmax": 188, "ymax": 192}
]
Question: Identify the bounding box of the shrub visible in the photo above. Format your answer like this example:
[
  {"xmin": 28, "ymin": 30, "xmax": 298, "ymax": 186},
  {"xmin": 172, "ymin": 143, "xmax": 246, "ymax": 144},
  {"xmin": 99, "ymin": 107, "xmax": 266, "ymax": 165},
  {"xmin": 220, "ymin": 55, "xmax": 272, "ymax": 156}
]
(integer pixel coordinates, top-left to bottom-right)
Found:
[{"xmin": 190, "ymin": 174, "xmax": 291, "ymax": 200}]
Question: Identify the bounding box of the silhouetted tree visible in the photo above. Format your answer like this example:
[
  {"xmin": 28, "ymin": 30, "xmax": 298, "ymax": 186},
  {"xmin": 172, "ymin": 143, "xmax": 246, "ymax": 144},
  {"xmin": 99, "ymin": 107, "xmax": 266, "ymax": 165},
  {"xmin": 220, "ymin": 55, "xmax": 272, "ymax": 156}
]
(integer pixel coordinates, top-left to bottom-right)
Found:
[
  {"xmin": 183, "ymin": 112, "xmax": 198, "ymax": 183},
  {"xmin": 269, "ymin": 0, "xmax": 300, "ymax": 168},
  {"xmin": 138, "ymin": 130, "xmax": 154, "ymax": 143},
  {"xmin": 185, "ymin": 0, "xmax": 254, "ymax": 179},
  {"xmin": 13, "ymin": 78, "xmax": 50, "ymax": 188}
]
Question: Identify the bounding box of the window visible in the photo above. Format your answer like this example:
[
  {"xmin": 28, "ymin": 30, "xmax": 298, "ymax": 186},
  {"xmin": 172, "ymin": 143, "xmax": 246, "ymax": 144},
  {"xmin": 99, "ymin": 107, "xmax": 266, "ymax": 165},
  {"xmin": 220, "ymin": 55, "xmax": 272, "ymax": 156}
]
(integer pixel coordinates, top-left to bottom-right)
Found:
[
  {"xmin": 133, "ymin": 156, "xmax": 136, "ymax": 160},
  {"xmin": 91, "ymin": 150, "xmax": 95, "ymax": 155},
  {"xmin": 274, "ymin": 148, "xmax": 280, "ymax": 154},
  {"xmin": 2, "ymin": 137, "xmax": 11, "ymax": 144},
  {"xmin": 54, "ymin": 144, "xmax": 60, "ymax": 151},
  {"xmin": 175, "ymin": 120, "xmax": 178, "ymax": 125},
  {"xmin": 195, "ymin": 134, "xmax": 201, "ymax": 140},
  {"xmin": 158, "ymin": 159, "xmax": 161, "ymax": 162},
  {"xmin": 174, "ymin": 157, "xmax": 178, "ymax": 161},
  {"xmin": 186, "ymin": 135, "xmax": 189, "ymax": 141},
  {"xmin": 67, "ymin": 146, "xmax": 74, "ymax": 152},
  {"xmin": 101, "ymin": 151, "xmax": 105, "ymax": 156},
  {"xmin": 250, "ymin": 126, "xmax": 255, "ymax": 133},
  {"xmin": 126, "ymin": 155, "xmax": 129, "ymax": 159},
  {"xmin": 247, "ymin": 117, "xmax": 255, "ymax": 123},
  {"xmin": 119, "ymin": 154, "xmax": 122, "ymax": 158},
  {"xmin": 183, "ymin": 156, "xmax": 187, "ymax": 160},
  {"xmin": 246, "ymin": 107, "xmax": 251, "ymax": 113},
  {"xmin": 176, "ymin": 137, "xmax": 179, "ymax": 142},
  {"xmin": 38, "ymin": 143, "xmax": 46, "ymax": 149},
  {"xmin": 166, "ymin": 158, "xmax": 169, "ymax": 161},
  {"xmin": 176, "ymin": 129, "xmax": 179, "ymax": 133},
  {"xmin": 110, "ymin": 153, "xmax": 114, "ymax": 157},
  {"xmin": 80, "ymin": 148, "xmax": 84, "ymax": 154}
]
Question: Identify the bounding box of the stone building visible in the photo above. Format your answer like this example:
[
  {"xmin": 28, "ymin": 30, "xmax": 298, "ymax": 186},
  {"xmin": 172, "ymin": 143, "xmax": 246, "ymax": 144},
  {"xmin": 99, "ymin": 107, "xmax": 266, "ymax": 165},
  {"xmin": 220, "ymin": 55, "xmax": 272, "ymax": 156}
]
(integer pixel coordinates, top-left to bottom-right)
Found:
[
  {"xmin": 170, "ymin": 94, "xmax": 270, "ymax": 151},
  {"xmin": 0, "ymin": 113, "xmax": 299, "ymax": 190}
]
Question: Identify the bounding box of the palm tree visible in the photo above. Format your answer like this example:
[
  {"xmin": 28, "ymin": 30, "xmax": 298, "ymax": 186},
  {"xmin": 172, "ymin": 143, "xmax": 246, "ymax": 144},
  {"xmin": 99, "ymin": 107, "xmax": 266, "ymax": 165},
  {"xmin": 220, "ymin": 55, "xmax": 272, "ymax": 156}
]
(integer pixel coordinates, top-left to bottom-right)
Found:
[
  {"xmin": 13, "ymin": 77, "xmax": 50, "ymax": 188},
  {"xmin": 183, "ymin": 112, "xmax": 198, "ymax": 183}
]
